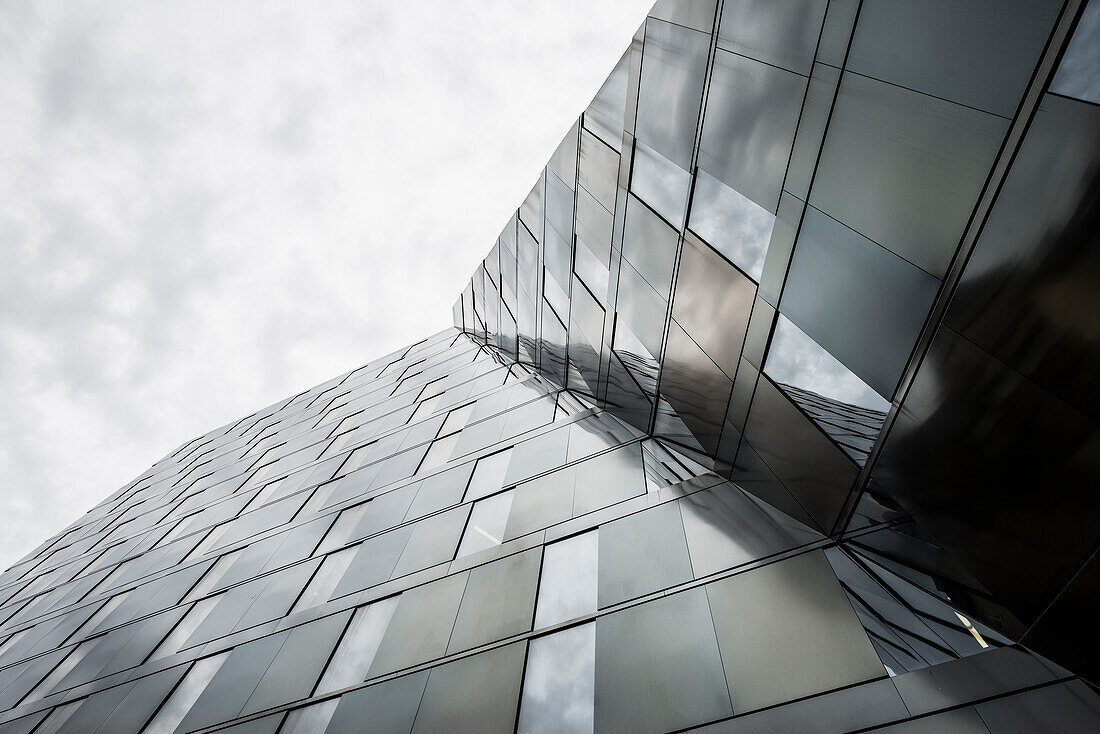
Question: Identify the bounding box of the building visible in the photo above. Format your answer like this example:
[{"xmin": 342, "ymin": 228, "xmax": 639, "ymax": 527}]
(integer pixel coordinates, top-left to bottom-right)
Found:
[{"xmin": 1, "ymin": 1, "xmax": 1098, "ymax": 732}]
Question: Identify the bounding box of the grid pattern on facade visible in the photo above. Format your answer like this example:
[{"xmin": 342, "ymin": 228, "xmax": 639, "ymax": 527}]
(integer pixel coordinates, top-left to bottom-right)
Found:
[{"xmin": 0, "ymin": 0, "xmax": 1098, "ymax": 732}]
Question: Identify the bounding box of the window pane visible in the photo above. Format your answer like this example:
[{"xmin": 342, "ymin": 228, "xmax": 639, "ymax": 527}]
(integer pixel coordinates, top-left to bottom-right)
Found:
[
  {"xmin": 630, "ymin": 140, "xmax": 690, "ymax": 230},
  {"xmin": 535, "ymin": 531, "xmax": 598, "ymax": 629},
  {"xmin": 316, "ymin": 596, "xmax": 400, "ymax": 695},
  {"xmin": 142, "ymin": 652, "xmax": 228, "ymax": 734},
  {"xmin": 688, "ymin": 168, "xmax": 775, "ymax": 282},
  {"xmin": 517, "ymin": 623, "xmax": 596, "ymax": 734},
  {"xmin": 456, "ymin": 490, "xmax": 515, "ymax": 559}
]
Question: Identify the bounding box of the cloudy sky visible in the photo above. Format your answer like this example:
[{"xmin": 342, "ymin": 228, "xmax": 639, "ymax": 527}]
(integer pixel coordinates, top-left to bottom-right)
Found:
[{"xmin": 0, "ymin": 0, "xmax": 653, "ymax": 570}]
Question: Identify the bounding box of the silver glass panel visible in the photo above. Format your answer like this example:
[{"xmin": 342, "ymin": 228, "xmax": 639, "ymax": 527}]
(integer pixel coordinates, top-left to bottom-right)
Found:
[
  {"xmin": 613, "ymin": 260, "xmax": 668, "ymax": 359},
  {"xmin": 811, "ymin": 73, "xmax": 1009, "ymax": 278},
  {"xmin": 324, "ymin": 670, "xmax": 428, "ymax": 734},
  {"xmin": 328, "ymin": 525, "xmax": 414, "ymax": 599},
  {"xmin": 594, "ymin": 588, "xmax": 732, "ymax": 733},
  {"xmin": 290, "ymin": 546, "xmax": 357, "ymax": 613},
  {"xmin": 570, "ymin": 442, "xmax": 646, "ymax": 516},
  {"xmin": 622, "ymin": 194, "xmax": 679, "ymax": 300},
  {"xmin": 635, "ymin": 18, "xmax": 710, "ymax": 168},
  {"xmin": 448, "ymin": 547, "xmax": 540, "ymax": 653},
  {"xmin": 630, "ymin": 140, "xmax": 690, "ymax": 229},
  {"xmin": 280, "ymin": 700, "xmax": 339, "ymax": 734},
  {"xmin": 784, "ymin": 62, "xmax": 841, "ymax": 202},
  {"xmin": 367, "ymin": 571, "xmax": 469, "ymax": 678},
  {"xmin": 405, "ymin": 463, "xmax": 476, "ymax": 521},
  {"xmin": 1051, "ymin": 0, "xmax": 1100, "ymax": 104},
  {"xmin": 698, "ymin": 48, "xmax": 808, "ymax": 214},
  {"xmin": 240, "ymin": 611, "xmax": 349, "ymax": 715},
  {"xmin": 717, "ymin": 0, "xmax": 828, "ymax": 74},
  {"xmin": 679, "ymin": 481, "xmax": 822, "ymax": 578},
  {"xmin": 391, "ymin": 504, "xmax": 470, "ymax": 577},
  {"xmin": 503, "ymin": 471, "xmax": 574, "ymax": 541},
  {"xmin": 671, "ymin": 233, "xmax": 756, "ymax": 376},
  {"xmin": 705, "ymin": 550, "xmax": 885, "ymax": 713},
  {"xmin": 598, "ymin": 501, "xmax": 693, "ymax": 607},
  {"xmin": 585, "ymin": 51, "xmax": 629, "ymax": 151},
  {"xmin": 316, "ymin": 596, "xmax": 400, "ymax": 695},
  {"xmin": 534, "ymin": 530, "xmax": 599, "ymax": 629},
  {"xmin": 411, "ymin": 642, "xmax": 526, "ymax": 734},
  {"xmin": 847, "ymin": 0, "xmax": 1062, "ymax": 117},
  {"xmin": 648, "ymin": 0, "xmax": 717, "ymax": 33},
  {"xmin": 687, "ymin": 168, "xmax": 775, "ymax": 281},
  {"xmin": 464, "ymin": 449, "xmax": 513, "ymax": 501},
  {"xmin": 765, "ymin": 314, "xmax": 891, "ymax": 412},
  {"xmin": 141, "ymin": 652, "xmax": 229, "ymax": 734},
  {"xmin": 456, "ymin": 489, "xmax": 515, "ymax": 559},
  {"xmin": 578, "ymin": 130, "xmax": 619, "ymax": 213},
  {"xmin": 517, "ymin": 623, "xmax": 596, "ymax": 734},
  {"xmin": 780, "ymin": 206, "xmax": 941, "ymax": 399}
]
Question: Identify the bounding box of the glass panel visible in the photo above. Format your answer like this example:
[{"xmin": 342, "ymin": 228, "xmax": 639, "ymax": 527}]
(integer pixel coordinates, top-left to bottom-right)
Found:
[
  {"xmin": 571, "ymin": 441, "xmax": 647, "ymax": 517},
  {"xmin": 656, "ymin": 321, "xmax": 734, "ymax": 454},
  {"xmin": 698, "ymin": 48, "xmax": 808, "ymax": 214},
  {"xmin": 585, "ymin": 51, "xmax": 629, "ymax": 150},
  {"xmin": 517, "ymin": 623, "xmax": 596, "ymax": 734},
  {"xmin": 635, "ymin": 18, "xmax": 710, "ymax": 168},
  {"xmin": 578, "ymin": 130, "xmax": 619, "ymax": 213},
  {"xmin": 406, "ymin": 463, "xmax": 476, "ymax": 520},
  {"xmin": 176, "ymin": 633, "xmax": 286, "ymax": 731},
  {"xmin": 464, "ymin": 449, "xmax": 513, "ymax": 501},
  {"xmin": 630, "ymin": 140, "xmax": 690, "ymax": 230},
  {"xmin": 280, "ymin": 699, "xmax": 339, "ymax": 733},
  {"xmin": 545, "ymin": 170, "xmax": 576, "ymax": 246},
  {"xmin": 717, "ymin": 0, "xmax": 828, "ymax": 74},
  {"xmin": 741, "ymin": 376, "xmax": 859, "ymax": 532},
  {"xmin": 151, "ymin": 596, "xmax": 218, "ymax": 660},
  {"xmin": 705, "ymin": 550, "xmax": 885, "ymax": 712},
  {"xmin": 1050, "ymin": 0, "xmax": 1100, "ymax": 104},
  {"xmin": 535, "ymin": 531, "xmax": 599, "ymax": 629},
  {"xmin": 679, "ymin": 480, "xmax": 823, "ymax": 579},
  {"xmin": 141, "ymin": 652, "xmax": 229, "ymax": 734},
  {"xmin": 670, "ymin": 233, "xmax": 756, "ymax": 376},
  {"xmin": 448, "ymin": 548, "xmax": 540, "ymax": 653},
  {"xmin": 622, "ymin": 194, "xmax": 679, "ymax": 300},
  {"xmin": 595, "ymin": 588, "xmax": 732, "ymax": 733},
  {"xmin": 418, "ymin": 433, "xmax": 459, "ymax": 473},
  {"xmin": 648, "ymin": 0, "xmax": 716, "ymax": 33},
  {"xmin": 847, "ymin": 0, "xmax": 1061, "ymax": 117},
  {"xmin": 780, "ymin": 206, "xmax": 941, "ymax": 400},
  {"xmin": 391, "ymin": 504, "xmax": 470, "ymax": 577},
  {"xmin": 410, "ymin": 642, "xmax": 526, "ymax": 734},
  {"xmin": 456, "ymin": 490, "xmax": 515, "ymax": 559},
  {"xmin": 614, "ymin": 260, "xmax": 668, "ymax": 359},
  {"xmin": 240, "ymin": 612, "xmax": 349, "ymax": 715},
  {"xmin": 766, "ymin": 314, "xmax": 890, "ymax": 413},
  {"xmin": 598, "ymin": 501, "xmax": 693, "ymax": 607},
  {"xmin": 810, "ymin": 73, "xmax": 1008, "ymax": 278},
  {"xmin": 367, "ymin": 572, "xmax": 469, "ymax": 678},
  {"xmin": 688, "ymin": 169, "xmax": 775, "ymax": 282},
  {"xmin": 329, "ymin": 526, "xmax": 414, "ymax": 599},
  {"xmin": 316, "ymin": 596, "xmax": 400, "ymax": 695},
  {"xmin": 439, "ymin": 402, "xmax": 476, "ymax": 437},
  {"xmin": 325, "ymin": 670, "xmax": 429, "ymax": 734}
]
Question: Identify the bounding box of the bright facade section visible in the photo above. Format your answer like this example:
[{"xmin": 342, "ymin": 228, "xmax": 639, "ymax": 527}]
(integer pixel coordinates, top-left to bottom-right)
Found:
[{"xmin": 0, "ymin": 1, "xmax": 1097, "ymax": 733}]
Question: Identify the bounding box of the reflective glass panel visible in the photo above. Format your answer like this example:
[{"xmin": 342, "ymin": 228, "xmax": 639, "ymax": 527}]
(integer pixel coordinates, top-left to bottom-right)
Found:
[
  {"xmin": 535, "ymin": 530, "xmax": 599, "ymax": 629},
  {"xmin": 517, "ymin": 623, "xmax": 596, "ymax": 734},
  {"xmin": 456, "ymin": 489, "xmax": 515, "ymax": 559}
]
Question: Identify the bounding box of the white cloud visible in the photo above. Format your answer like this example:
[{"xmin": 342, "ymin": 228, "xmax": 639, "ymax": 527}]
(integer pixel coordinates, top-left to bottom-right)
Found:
[{"xmin": 0, "ymin": 0, "xmax": 653, "ymax": 569}]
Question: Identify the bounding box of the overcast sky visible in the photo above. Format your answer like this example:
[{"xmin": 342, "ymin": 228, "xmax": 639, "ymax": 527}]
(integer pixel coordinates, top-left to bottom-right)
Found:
[{"xmin": 0, "ymin": 0, "xmax": 653, "ymax": 571}]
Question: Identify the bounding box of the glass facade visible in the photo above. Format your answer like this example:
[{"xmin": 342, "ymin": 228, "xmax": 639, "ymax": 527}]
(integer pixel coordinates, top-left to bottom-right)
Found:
[{"xmin": 1, "ymin": 1, "xmax": 1098, "ymax": 732}]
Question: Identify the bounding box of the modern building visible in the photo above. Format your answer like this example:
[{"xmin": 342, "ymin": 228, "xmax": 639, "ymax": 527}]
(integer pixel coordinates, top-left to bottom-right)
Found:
[{"xmin": 1, "ymin": 1, "xmax": 1098, "ymax": 732}]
